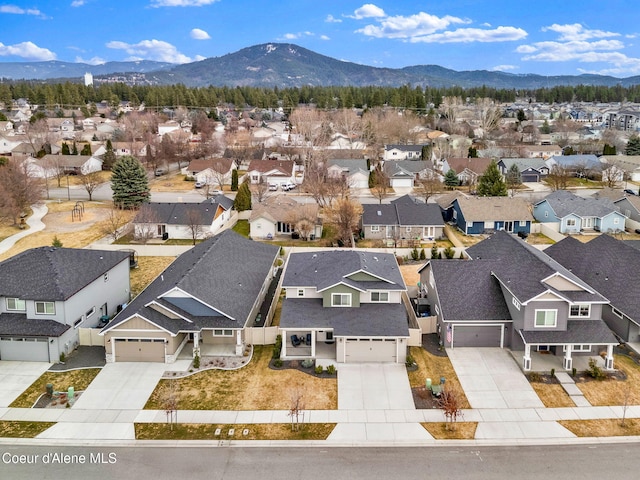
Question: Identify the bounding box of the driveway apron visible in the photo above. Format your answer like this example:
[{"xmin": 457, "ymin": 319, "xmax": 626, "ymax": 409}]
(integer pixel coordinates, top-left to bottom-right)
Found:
[
  {"xmin": 0, "ymin": 361, "xmax": 51, "ymax": 407},
  {"xmin": 338, "ymin": 363, "xmax": 415, "ymax": 410}
]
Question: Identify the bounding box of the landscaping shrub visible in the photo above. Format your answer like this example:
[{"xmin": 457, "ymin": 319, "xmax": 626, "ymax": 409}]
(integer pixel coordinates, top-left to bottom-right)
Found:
[
  {"xmin": 301, "ymin": 359, "xmax": 314, "ymax": 368},
  {"xmin": 273, "ymin": 359, "xmax": 283, "ymax": 368},
  {"xmin": 587, "ymin": 358, "xmax": 606, "ymax": 380},
  {"xmin": 443, "ymin": 246, "xmax": 455, "ymax": 259},
  {"xmin": 326, "ymin": 365, "xmax": 337, "ymax": 375},
  {"xmin": 193, "ymin": 354, "xmax": 200, "ymax": 369},
  {"xmin": 272, "ymin": 335, "xmax": 282, "ymax": 359},
  {"xmin": 411, "ymin": 247, "xmax": 419, "ymax": 261},
  {"xmin": 419, "ymin": 248, "xmax": 426, "ymax": 260},
  {"xmin": 405, "ymin": 354, "xmax": 415, "ymax": 367},
  {"xmin": 431, "ymin": 245, "xmax": 439, "ymax": 259},
  {"xmin": 315, "ymin": 366, "xmax": 323, "ymax": 374}
]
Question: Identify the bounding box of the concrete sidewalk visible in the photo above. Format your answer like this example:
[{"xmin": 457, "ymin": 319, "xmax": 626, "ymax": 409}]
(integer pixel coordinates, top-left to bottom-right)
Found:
[{"xmin": 0, "ymin": 203, "xmax": 48, "ymax": 254}]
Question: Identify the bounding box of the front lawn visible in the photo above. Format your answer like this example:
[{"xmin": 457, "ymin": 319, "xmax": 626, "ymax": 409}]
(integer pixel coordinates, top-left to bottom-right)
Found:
[
  {"xmin": 145, "ymin": 345, "xmax": 337, "ymax": 410},
  {"xmin": 559, "ymin": 418, "xmax": 640, "ymax": 437},
  {"xmin": 577, "ymin": 354, "xmax": 640, "ymax": 406},
  {"xmin": 0, "ymin": 421, "xmax": 56, "ymax": 438},
  {"xmin": 9, "ymin": 368, "xmax": 101, "ymax": 408},
  {"xmin": 232, "ymin": 219, "xmax": 250, "ymax": 237}
]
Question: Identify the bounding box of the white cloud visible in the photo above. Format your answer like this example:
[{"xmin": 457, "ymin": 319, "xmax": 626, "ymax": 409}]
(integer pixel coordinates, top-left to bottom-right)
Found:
[
  {"xmin": 190, "ymin": 28, "xmax": 210, "ymax": 40},
  {"xmin": 320, "ymin": 35, "xmax": 330, "ymax": 41},
  {"xmin": 325, "ymin": 14, "xmax": 342, "ymax": 23},
  {"xmin": 75, "ymin": 55, "xmax": 106, "ymax": 65},
  {"xmin": 543, "ymin": 23, "xmax": 620, "ymax": 42},
  {"xmin": 71, "ymin": 0, "xmax": 86, "ymax": 6},
  {"xmin": 410, "ymin": 26, "xmax": 527, "ymax": 44},
  {"xmin": 151, "ymin": 0, "xmax": 219, "ymax": 6},
  {"xmin": 106, "ymin": 39, "xmax": 193, "ymax": 63},
  {"xmin": 491, "ymin": 64, "xmax": 518, "ymax": 71},
  {"xmin": 351, "ymin": 4, "xmax": 386, "ymax": 19},
  {"xmin": 0, "ymin": 41, "xmax": 56, "ymax": 60},
  {"xmin": 357, "ymin": 12, "xmax": 469, "ymax": 39},
  {"xmin": 0, "ymin": 5, "xmax": 45, "ymax": 17},
  {"xmin": 279, "ymin": 32, "xmax": 314, "ymax": 41},
  {"xmin": 194, "ymin": 54, "xmax": 206, "ymax": 61}
]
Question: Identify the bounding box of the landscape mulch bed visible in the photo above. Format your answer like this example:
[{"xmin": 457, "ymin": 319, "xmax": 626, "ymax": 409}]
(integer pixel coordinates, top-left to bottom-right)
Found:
[
  {"xmin": 527, "ymin": 370, "xmax": 626, "ymax": 385},
  {"xmin": 268, "ymin": 359, "xmax": 338, "ymax": 379},
  {"xmin": 412, "ymin": 386, "xmax": 442, "ymax": 409}
]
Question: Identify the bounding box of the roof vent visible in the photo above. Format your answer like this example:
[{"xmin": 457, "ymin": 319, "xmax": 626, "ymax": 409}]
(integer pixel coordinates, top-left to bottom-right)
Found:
[
  {"xmin": 377, "ymin": 211, "xmax": 382, "ymax": 216},
  {"xmin": 312, "ymin": 254, "xmax": 317, "ymax": 258}
]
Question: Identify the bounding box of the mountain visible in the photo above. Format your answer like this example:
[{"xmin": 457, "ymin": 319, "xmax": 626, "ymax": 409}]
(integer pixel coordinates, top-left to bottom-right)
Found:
[
  {"xmin": 0, "ymin": 60, "xmax": 174, "ymax": 81},
  {"xmin": 1, "ymin": 43, "xmax": 639, "ymax": 89}
]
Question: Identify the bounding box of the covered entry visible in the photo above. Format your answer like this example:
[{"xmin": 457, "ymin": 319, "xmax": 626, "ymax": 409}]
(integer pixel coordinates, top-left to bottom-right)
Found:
[
  {"xmin": 0, "ymin": 337, "xmax": 50, "ymax": 362},
  {"xmin": 344, "ymin": 338, "xmax": 398, "ymax": 363},
  {"xmin": 113, "ymin": 338, "xmax": 165, "ymax": 362},
  {"xmin": 451, "ymin": 324, "xmax": 504, "ymax": 348}
]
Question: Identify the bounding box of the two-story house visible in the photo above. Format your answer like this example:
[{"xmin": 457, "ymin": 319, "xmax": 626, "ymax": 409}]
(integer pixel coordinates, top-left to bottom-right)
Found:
[
  {"xmin": 0, "ymin": 248, "xmax": 131, "ymax": 362},
  {"xmin": 418, "ymin": 231, "xmax": 617, "ymax": 371},
  {"xmin": 383, "ymin": 144, "xmax": 424, "ymax": 161},
  {"xmin": 279, "ymin": 250, "xmax": 409, "ymax": 364}
]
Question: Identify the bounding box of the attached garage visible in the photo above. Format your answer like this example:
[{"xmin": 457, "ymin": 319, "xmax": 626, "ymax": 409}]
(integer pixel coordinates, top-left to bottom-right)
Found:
[
  {"xmin": 344, "ymin": 338, "xmax": 398, "ymax": 363},
  {"xmin": 113, "ymin": 338, "xmax": 166, "ymax": 362},
  {"xmin": 390, "ymin": 178, "xmax": 413, "ymax": 189},
  {"xmin": 0, "ymin": 337, "xmax": 50, "ymax": 362},
  {"xmin": 452, "ymin": 324, "xmax": 503, "ymax": 348}
]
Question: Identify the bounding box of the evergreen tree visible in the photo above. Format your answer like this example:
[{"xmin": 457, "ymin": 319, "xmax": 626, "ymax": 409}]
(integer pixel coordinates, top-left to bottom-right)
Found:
[
  {"xmin": 506, "ymin": 163, "xmax": 522, "ymax": 192},
  {"xmin": 625, "ymin": 134, "xmax": 640, "ymax": 156},
  {"xmin": 477, "ymin": 160, "xmax": 508, "ymax": 196},
  {"xmin": 61, "ymin": 142, "xmax": 70, "ymax": 155},
  {"xmin": 103, "ymin": 139, "xmax": 116, "ymax": 170},
  {"xmin": 80, "ymin": 143, "xmax": 92, "ymax": 156},
  {"xmin": 71, "ymin": 141, "xmax": 78, "ymax": 155},
  {"xmin": 431, "ymin": 244, "xmax": 439, "ymax": 259},
  {"xmin": 231, "ymin": 169, "xmax": 238, "ymax": 191},
  {"xmin": 111, "ymin": 155, "xmax": 150, "ymax": 209},
  {"xmin": 233, "ymin": 180, "xmax": 252, "ymax": 211},
  {"xmin": 468, "ymin": 146, "xmax": 478, "ymax": 158},
  {"xmin": 443, "ymin": 169, "xmax": 459, "ymax": 188},
  {"xmin": 603, "ymin": 144, "xmax": 616, "ymax": 155}
]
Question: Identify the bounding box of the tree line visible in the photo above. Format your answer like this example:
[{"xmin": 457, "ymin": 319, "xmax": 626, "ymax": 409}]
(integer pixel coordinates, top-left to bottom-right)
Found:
[{"xmin": 2, "ymin": 81, "xmax": 640, "ymax": 114}]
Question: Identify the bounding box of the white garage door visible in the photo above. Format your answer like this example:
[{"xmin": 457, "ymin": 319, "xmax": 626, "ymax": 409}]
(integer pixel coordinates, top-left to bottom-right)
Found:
[
  {"xmin": 391, "ymin": 178, "xmax": 413, "ymax": 188},
  {"xmin": 114, "ymin": 338, "xmax": 165, "ymax": 362},
  {"xmin": 345, "ymin": 338, "xmax": 397, "ymax": 363},
  {"xmin": 453, "ymin": 325, "xmax": 503, "ymax": 348},
  {"xmin": 0, "ymin": 337, "xmax": 50, "ymax": 362}
]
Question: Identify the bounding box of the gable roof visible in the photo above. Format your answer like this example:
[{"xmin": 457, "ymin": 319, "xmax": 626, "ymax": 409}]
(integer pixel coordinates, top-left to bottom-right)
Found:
[
  {"xmin": 0, "ymin": 247, "xmax": 129, "ymax": 301},
  {"xmin": 383, "ymin": 160, "xmax": 432, "ymax": 178},
  {"xmin": 446, "ymin": 157, "xmax": 493, "ymax": 175},
  {"xmin": 499, "ymin": 157, "xmax": 548, "ymax": 171},
  {"xmin": 546, "ymin": 234, "xmax": 640, "ymax": 321},
  {"xmin": 247, "ymin": 159, "xmax": 294, "ymax": 175},
  {"xmin": 327, "ymin": 158, "xmax": 368, "ymax": 174},
  {"xmin": 186, "ymin": 157, "xmax": 234, "ymax": 173},
  {"xmin": 536, "ymin": 190, "xmax": 618, "ymax": 218},
  {"xmin": 454, "ymin": 196, "xmax": 534, "ymax": 222},
  {"xmin": 105, "ymin": 230, "xmax": 279, "ymax": 333},
  {"xmin": 249, "ymin": 195, "xmax": 318, "ymax": 224},
  {"xmin": 362, "ymin": 197, "xmax": 444, "ymax": 227},
  {"xmin": 384, "ymin": 144, "xmax": 424, "ymax": 153},
  {"xmin": 283, "ymin": 250, "xmax": 406, "ymax": 292},
  {"xmin": 548, "ymin": 154, "xmax": 601, "ymax": 170},
  {"xmin": 134, "ymin": 198, "xmax": 232, "ymax": 225}
]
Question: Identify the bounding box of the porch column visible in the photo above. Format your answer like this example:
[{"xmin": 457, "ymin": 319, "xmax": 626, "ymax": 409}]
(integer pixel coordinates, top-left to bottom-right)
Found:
[
  {"xmin": 310, "ymin": 331, "xmax": 316, "ymax": 358},
  {"xmin": 281, "ymin": 332, "xmax": 287, "ymax": 359},
  {"xmin": 193, "ymin": 332, "xmax": 200, "ymax": 358},
  {"xmin": 563, "ymin": 346, "xmax": 573, "ymax": 371},
  {"xmin": 523, "ymin": 344, "xmax": 531, "ymax": 371},
  {"xmin": 235, "ymin": 330, "xmax": 243, "ymax": 356},
  {"xmin": 605, "ymin": 344, "xmax": 614, "ymax": 370}
]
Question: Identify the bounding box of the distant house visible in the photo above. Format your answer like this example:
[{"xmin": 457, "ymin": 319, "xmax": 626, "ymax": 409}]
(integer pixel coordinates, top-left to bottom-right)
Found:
[
  {"xmin": 184, "ymin": 157, "xmax": 235, "ymax": 187},
  {"xmin": 546, "ymin": 154, "xmax": 602, "ymax": 178},
  {"xmin": 447, "ymin": 196, "xmax": 533, "ymax": 235},
  {"xmin": 383, "ymin": 144, "xmax": 424, "ymax": 161},
  {"xmin": 533, "ymin": 190, "xmax": 626, "ymax": 234},
  {"xmin": 361, "ymin": 195, "xmax": 444, "ymax": 241},
  {"xmin": 158, "ymin": 120, "xmax": 181, "ymax": 136},
  {"xmin": 249, "ymin": 196, "xmax": 322, "ymax": 240},
  {"xmin": 246, "ymin": 159, "xmax": 300, "ymax": 186},
  {"xmin": 441, "ymin": 157, "xmax": 493, "ymax": 185},
  {"xmin": 600, "ymin": 155, "xmax": 640, "ymax": 182},
  {"xmin": 326, "ymin": 159, "xmax": 370, "ymax": 189},
  {"xmin": 133, "ymin": 196, "xmax": 235, "ymax": 240},
  {"xmin": 280, "ymin": 250, "xmax": 409, "ymax": 364},
  {"xmin": 0, "ymin": 248, "xmax": 130, "ymax": 362},
  {"xmin": 523, "ymin": 145, "xmax": 563, "ymax": 159},
  {"xmin": 497, "ymin": 158, "xmax": 549, "ymax": 182},
  {"xmin": 383, "ymin": 160, "xmax": 437, "ymax": 188},
  {"xmin": 29, "ymin": 154, "xmax": 103, "ymax": 177}
]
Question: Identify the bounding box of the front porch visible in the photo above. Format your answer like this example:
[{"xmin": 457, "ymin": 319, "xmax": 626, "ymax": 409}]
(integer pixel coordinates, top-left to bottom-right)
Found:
[
  {"xmin": 510, "ymin": 349, "xmax": 610, "ymax": 373},
  {"xmin": 281, "ymin": 330, "xmax": 337, "ymax": 363}
]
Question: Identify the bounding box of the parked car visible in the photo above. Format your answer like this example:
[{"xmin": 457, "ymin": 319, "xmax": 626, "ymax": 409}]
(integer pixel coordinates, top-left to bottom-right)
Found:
[
  {"xmin": 194, "ymin": 181, "xmax": 206, "ymax": 188},
  {"xmin": 155, "ymin": 168, "xmax": 167, "ymax": 176},
  {"xmin": 624, "ymin": 189, "xmax": 638, "ymax": 196},
  {"xmin": 281, "ymin": 182, "xmax": 296, "ymax": 191},
  {"xmin": 268, "ymin": 183, "xmax": 278, "ymax": 191}
]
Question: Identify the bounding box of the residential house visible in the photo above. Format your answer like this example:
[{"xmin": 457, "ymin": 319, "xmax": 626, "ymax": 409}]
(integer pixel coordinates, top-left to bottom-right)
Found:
[
  {"xmin": 533, "ymin": 190, "xmax": 626, "ymax": 234},
  {"xmin": 498, "ymin": 158, "xmax": 549, "ymax": 182},
  {"xmin": 600, "ymin": 155, "xmax": 640, "ymax": 182},
  {"xmin": 383, "ymin": 160, "xmax": 436, "ymax": 188},
  {"xmin": 29, "ymin": 154, "xmax": 103, "ymax": 178},
  {"xmin": 361, "ymin": 195, "xmax": 444, "ymax": 242},
  {"xmin": 383, "ymin": 144, "xmax": 424, "ymax": 161},
  {"xmin": 0, "ymin": 248, "xmax": 130, "ymax": 362},
  {"xmin": 184, "ymin": 157, "xmax": 235, "ymax": 188},
  {"xmin": 441, "ymin": 157, "xmax": 493, "ymax": 186},
  {"xmin": 133, "ymin": 196, "xmax": 235, "ymax": 241},
  {"xmin": 279, "ymin": 250, "xmax": 409, "ymax": 363},
  {"xmin": 523, "ymin": 145, "xmax": 563, "ymax": 159},
  {"xmin": 419, "ymin": 231, "xmax": 617, "ymax": 371},
  {"xmin": 101, "ymin": 230, "xmax": 280, "ymax": 363},
  {"xmin": 326, "ymin": 159, "xmax": 370, "ymax": 189},
  {"xmin": 546, "ymin": 154, "xmax": 602, "ymax": 178},
  {"xmin": 547, "ymin": 234, "xmax": 640, "ymax": 344},
  {"xmin": 158, "ymin": 120, "xmax": 181, "ymax": 136},
  {"xmin": 249, "ymin": 196, "xmax": 322, "ymax": 240},
  {"xmin": 2, "ymin": 137, "xmax": 31, "ymax": 157},
  {"xmin": 246, "ymin": 159, "xmax": 298, "ymax": 186},
  {"xmin": 447, "ymin": 196, "xmax": 533, "ymax": 235}
]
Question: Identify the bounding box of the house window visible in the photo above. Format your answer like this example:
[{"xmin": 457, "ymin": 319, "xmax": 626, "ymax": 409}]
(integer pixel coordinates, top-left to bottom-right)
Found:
[
  {"xmin": 519, "ymin": 221, "xmax": 527, "ymax": 227},
  {"xmin": 74, "ymin": 317, "xmax": 84, "ymax": 329},
  {"xmin": 569, "ymin": 304, "xmax": 590, "ymax": 317},
  {"xmin": 535, "ymin": 309, "xmax": 557, "ymax": 327},
  {"xmin": 213, "ymin": 329, "xmax": 233, "ymax": 336},
  {"xmin": 6, "ymin": 298, "xmax": 26, "ymax": 311},
  {"xmin": 544, "ymin": 211, "xmax": 549, "ymax": 218},
  {"xmin": 612, "ymin": 307, "xmax": 624, "ymax": 318},
  {"xmin": 371, "ymin": 292, "xmax": 389, "ymax": 302},
  {"xmin": 35, "ymin": 302, "xmax": 55, "ymax": 315},
  {"xmin": 371, "ymin": 225, "xmax": 380, "ymax": 232},
  {"xmin": 434, "ymin": 304, "xmax": 440, "ymax": 315},
  {"xmin": 86, "ymin": 306, "xmax": 95, "ymax": 318},
  {"xmin": 512, "ymin": 297, "xmax": 521, "ymax": 311},
  {"xmin": 564, "ymin": 344, "xmax": 591, "ymax": 352},
  {"xmin": 297, "ymin": 289, "xmax": 305, "ymax": 297},
  {"xmin": 325, "ymin": 331, "xmax": 334, "ymax": 341},
  {"xmin": 614, "ymin": 217, "xmax": 620, "ymax": 225},
  {"xmin": 566, "ymin": 219, "xmax": 576, "ymax": 227},
  {"xmin": 331, "ymin": 293, "xmax": 351, "ymax": 307}
]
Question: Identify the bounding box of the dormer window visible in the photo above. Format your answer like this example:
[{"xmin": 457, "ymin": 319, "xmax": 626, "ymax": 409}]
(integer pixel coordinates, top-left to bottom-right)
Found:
[
  {"xmin": 331, "ymin": 293, "xmax": 351, "ymax": 307},
  {"xmin": 569, "ymin": 304, "xmax": 590, "ymax": 317}
]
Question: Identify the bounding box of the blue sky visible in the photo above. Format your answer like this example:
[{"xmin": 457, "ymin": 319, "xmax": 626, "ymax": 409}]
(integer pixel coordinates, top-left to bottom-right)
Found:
[{"xmin": 1, "ymin": 1, "xmax": 639, "ymax": 77}]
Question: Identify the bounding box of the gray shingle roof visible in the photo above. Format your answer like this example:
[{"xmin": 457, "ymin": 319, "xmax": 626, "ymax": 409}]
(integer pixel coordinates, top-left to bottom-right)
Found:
[
  {"xmin": 519, "ymin": 320, "xmax": 618, "ymax": 345},
  {"xmin": 362, "ymin": 199, "xmax": 444, "ymax": 227},
  {"xmin": 546, "ymin": 234, "xmax": 640, "ymax": 322},
  {"xmin": 0, "ymin": 313, "xmax": 71, "ymax": 337},
  {"xmin": 0, "ymin": 247, "xmax": 130, "ymax": 301},
  {"xmin": 499, "ymin": 157, "xmax": 548, "ymax": 172},
  {"xmin": 282, "ymin": 250, "xmax": 406, "ymax": 292},
  {"xmin": 280, "ymin": 298, "xmax": 409, "ymax": 337},
  {"xmin": 105, "ymin": 230, "xmax": 279, "ymax": 333},
  {"xmin": 454, "ymin": 196, "xmax": 534, "ymax": 222},
  {"xmin": 536, "ymin": 190, "xmax": 618, "ymax": 218},
  {"xmin": 133, "ymin": 197, "xmax": 232, "ymax": 225}
]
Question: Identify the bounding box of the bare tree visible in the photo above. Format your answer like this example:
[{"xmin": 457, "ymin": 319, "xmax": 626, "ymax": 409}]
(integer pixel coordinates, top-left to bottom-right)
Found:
[
  {"xmin": 285, "ymin": 204, "xmax": 318, "ymax": 241},
  {"xmin": 133, "ymin": 204, "xmax": 160, "ymax": 244},
  {"xmin": 250, "ymin": 180, "xmax": 270, "ymax": 204},
  {"xmin": 288, "ymin": 387, "xmax": 305, "ymax": 432},
  {"xmin": 414, "ymin": 174, "xmax": 443, "ymax": 203},
  {"xmin": 333, "ymin": 108, "xmax": 362, "ymax": 149},
  {"xmin": 601, "ymin": 160, "xmax": 626, "ymax": 189},
  {"xmin": 370, "ymin": 165, "xmax": 391, "ymax": 204},
  {"xmin": 184, "ymin": 208, "xmax": 205, "ymax": 245},
  {"xmin": 437, "ymin": 386, "xmax": 464, "ymax": 431},
  {"xmin": 158, "ymin": 380, "xmax": 178, "ymax": 430},
  {"xmin": 545, "ymin": 164, "xmax": 570, "ymax": 191},
  {"xmin": 475, "ymin": 97, "xmax": 503, "ymax": 136},
  {"xmin": 325, "ymin": 197, "xmax": 363, "ymax": 247},
  {"xmin": 102, "ymin": 207, "xmax": 129, "ymax": 242},
  {"xmin": 0, "ymin": 159, "xmax": 45, "ymax": 225},
  {"xmin": 438, "ymin": 96, "xmax": 464, "ymax": 134},
  {"xmin": 79, "ymin": 171, "xmax": 102, "ymax": 201}
]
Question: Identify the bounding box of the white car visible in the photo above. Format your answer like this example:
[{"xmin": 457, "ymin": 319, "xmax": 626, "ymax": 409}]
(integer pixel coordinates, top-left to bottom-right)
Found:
[
  {"xmin": 281, "ymin": 182, "xmax": 296, "ymax": 191},
  {"xmin": 268, "ymin": 183, "xmax": 278, "ymax": 191}
]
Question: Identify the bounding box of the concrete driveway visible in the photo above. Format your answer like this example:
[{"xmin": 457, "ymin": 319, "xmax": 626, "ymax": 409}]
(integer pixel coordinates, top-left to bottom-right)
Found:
[
  {"xmin": 72, "ymin": 363, "xmax": 167, "ymax": 410},
  {"xmin": 338, "ymin": 364, "xmax": 415, "ymax": 410},
  {"xmin": 447, "ymin": 348, "xmax": 544, "ymax": 409},
  {"xmin": 0, "ymin": 361, "xmax": 51, "ymax": 407}
]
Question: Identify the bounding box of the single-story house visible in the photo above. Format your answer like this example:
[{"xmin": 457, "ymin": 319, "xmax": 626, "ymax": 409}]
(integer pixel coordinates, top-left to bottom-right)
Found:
[
  {"xmin": 383, "ymin": 160, "xmax": 437, "ymax": 188},
  {"xmin": 448, "ymin": 196, "xmax": 533, "ymax": 235},
  {"xmin": 249, "ymin": 196, "xmax": 322, "ymax": 240},
  {"xmin": 101, "ymin": 230, "xmax": 280, "ymax": 362},
  {"xmin": 326, "ymin": 159, "xmax": 370, "ymax": 189},
  {"xmin": 498, "ymin": 158, "xmax": 549, "ymax": 182},
  {"xmin": 246, "ymin": 159, "xmax": 299, "ymax": 186},
  {"xmin": 28, "ymin": 154, "xmax": 103, "ymax": 177},
  {"xmin": 383, "ymin": 144, "xmax": 424, "ymax": 161},
  {"xmin": 184, "ymin": 157, "xmax": 235, "ymax": 187},
  {"xmin": 441, "ymin": 157, "xmax": 493, "ymax": 185}
]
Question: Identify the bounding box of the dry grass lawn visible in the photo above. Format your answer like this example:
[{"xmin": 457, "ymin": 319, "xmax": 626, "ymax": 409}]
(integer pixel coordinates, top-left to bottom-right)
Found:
[
  {"xmin": 150, "ymin": 173, "xmax": 196, "ymax": 192},
  {"xmin": 135, "ymin": 422, "xmax": 336, "ymax": 441},
  {"xmin": 145, "ymin": 346, "xmax": 337, "ymax": 410},
  {"xmin": 0, "ymin": 421, "xmax": 56, "ymax": 438},
  {"xmin": 526, "ymin": 233, "xmax": 556, "ymax": 245},
  {"xmin": 559, "ymin": 418, "xmax": 640, "ymax": 437},
  {"xmin": 530, "ymin": 383, "xmax": 576, "ymax": 408},
  {"xmin": 399, "ymin": 264, "xmax": 422, "ymax": 288},
  {"xmin": 421, "ymin": 422, "xmax": 477, "ymax": 439},
  {"xmin": 9, "ymin": 369, "xmax": 101, "ymax": 408},
  {"xmin": 408, "ymin": 346, "xmax": 470, "ymax": 409},
  {"xmin": 577, "ymin": 355, "xmax": 640, "ymax": 406},
  {"xmin": 130, "ymin": 256, "xmax": 176, "ymax": 298}
]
